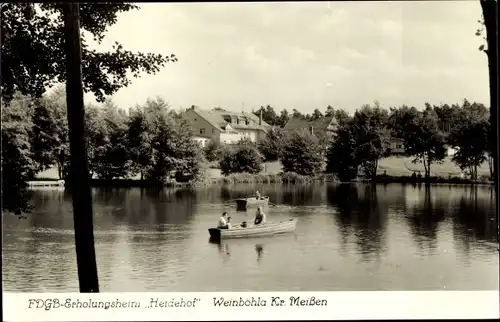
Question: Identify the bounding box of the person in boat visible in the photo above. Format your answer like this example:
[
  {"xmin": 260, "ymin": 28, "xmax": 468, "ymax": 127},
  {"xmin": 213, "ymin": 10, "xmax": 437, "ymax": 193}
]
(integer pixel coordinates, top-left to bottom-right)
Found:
[
  {"xmin": 218, "ymin": 212, "xmax": 230, "ymax": 229},
  {"xmin": 255, "ymin": 190, "xmax": 261, "ymax": 200},
  {"xmin": 254, "ymin": 206, "xmax": 266, "ymax": 226}
]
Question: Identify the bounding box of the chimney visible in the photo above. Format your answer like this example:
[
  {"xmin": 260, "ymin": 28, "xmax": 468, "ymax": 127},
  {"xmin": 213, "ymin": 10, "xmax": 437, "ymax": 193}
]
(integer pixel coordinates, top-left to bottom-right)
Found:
[
  {"xmin": 310, "ymin": 126, "xmax": 314, "ymax": 135},
  {"xmin": 259, "ymin": 109, "xmax": 262, "ymax": 125}
]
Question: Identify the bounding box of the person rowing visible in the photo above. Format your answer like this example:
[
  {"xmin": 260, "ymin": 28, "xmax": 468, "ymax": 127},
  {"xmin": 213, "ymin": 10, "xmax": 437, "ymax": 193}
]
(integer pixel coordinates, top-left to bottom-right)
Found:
[{"xmin": 253, "ymin": 206, "xmax": 266, "ymax": 226}]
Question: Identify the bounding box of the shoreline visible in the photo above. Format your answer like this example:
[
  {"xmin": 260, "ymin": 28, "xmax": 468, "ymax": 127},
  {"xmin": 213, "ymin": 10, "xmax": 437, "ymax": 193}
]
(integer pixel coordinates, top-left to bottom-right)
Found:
[{"xmin": 28, "ymin": 173, "xmax": 494, "ymax": 188}]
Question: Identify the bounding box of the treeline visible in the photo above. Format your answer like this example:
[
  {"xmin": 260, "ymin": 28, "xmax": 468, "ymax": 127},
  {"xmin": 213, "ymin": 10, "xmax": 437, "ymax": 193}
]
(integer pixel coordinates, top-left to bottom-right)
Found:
[
  {"xmin": 1, "ymin": 89, "xmax": 492, "ymax": 212},
  {"xmin": 213, "ymin": 99, "xmax": 492, "ymax": 182},
  {"xmin": 251, "ymin": 104, "xmax": 350, "ymax": 127},
  {"xmin": 2, "ymin": 88, "xmax": 202, "ymax": 201}
]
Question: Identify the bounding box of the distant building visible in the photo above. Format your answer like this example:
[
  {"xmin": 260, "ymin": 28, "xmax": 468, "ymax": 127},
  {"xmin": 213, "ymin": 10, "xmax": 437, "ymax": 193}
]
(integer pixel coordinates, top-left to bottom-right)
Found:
[
  {"xmin": 282, "ymin": 115, "xmax": 338, "ymax": 137},
  {"xmin": 184, "ymin": 106, "xmax": 271, "ymax": 147},
  {"xmin": 389, "ymin": 137, "xmax": 405, "ymax": 155}
]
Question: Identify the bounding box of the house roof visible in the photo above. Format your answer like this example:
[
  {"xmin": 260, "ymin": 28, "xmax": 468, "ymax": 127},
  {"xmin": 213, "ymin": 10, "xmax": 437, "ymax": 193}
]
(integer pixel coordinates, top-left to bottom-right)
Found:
[
  {"xmin": 189, "ymin": 106, "xmax": 270, "ymax": 132},
  {"xmin": 283, "ymin": 115, "xmax": 337, "ymax": 132}
]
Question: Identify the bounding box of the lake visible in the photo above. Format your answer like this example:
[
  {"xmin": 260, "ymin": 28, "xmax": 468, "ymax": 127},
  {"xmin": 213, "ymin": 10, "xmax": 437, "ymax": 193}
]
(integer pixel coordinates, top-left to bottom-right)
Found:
[{"xmin": 2, "ymin": 183, "xmax": 499, "ymax": 292}]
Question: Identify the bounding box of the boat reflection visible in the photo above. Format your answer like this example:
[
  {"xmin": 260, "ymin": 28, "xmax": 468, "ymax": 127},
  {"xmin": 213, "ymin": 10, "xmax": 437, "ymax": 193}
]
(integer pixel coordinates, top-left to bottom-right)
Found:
[{"xmin": 208, "ymin": 238, "xmax": 265, "ymax": 263}]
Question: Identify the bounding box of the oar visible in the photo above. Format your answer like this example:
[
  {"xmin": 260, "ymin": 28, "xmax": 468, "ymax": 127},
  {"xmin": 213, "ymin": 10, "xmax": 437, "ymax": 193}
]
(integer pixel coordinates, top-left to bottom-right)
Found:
[{"xmin": 268, "ymin": 201, "xmax": 277, "ymax": 207}]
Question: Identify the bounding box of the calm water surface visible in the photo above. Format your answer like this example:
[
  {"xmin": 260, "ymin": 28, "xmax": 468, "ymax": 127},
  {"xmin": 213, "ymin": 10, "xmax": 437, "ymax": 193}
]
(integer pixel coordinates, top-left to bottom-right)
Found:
[{"xmin": 3, "ymin": 183, "xmax": 499, "ymax": 292}]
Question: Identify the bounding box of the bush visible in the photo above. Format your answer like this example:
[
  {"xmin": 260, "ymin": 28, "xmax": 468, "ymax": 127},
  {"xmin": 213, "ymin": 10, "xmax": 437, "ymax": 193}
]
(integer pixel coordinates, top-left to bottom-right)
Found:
[
  {"xmin": 203, "ymin": 140, "xmax": 222, "ymax": 162},
  {"xmin": 219, "ymin": 144, "xmax": 263, "ymax": 175},
  {"xmin": 281, "ymin": 130, "xmax": 323, "ymax": 176}
]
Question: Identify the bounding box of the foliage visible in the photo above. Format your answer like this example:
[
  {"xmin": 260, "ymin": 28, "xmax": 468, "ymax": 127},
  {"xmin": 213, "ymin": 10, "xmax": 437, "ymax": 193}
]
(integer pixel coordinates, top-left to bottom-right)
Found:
[
  {"xmin": 404, "ymin": 108, "xmax": 447, "ymax": 178},
  {"xmin": 90, "ymin": 99, "xmax": 131, "ymax": 180},
  {"xmin": 387, "ymin": 105, "xmax": 420, "ymax": 138},
  {"xmin": 1, "ymin": 3, "xmax": 177, "ymax": 103},
  {"xmin": 448, "ymin": 100, "xmax": 490, "ymax": 179},
  {"xmin": 350, "ymin": 103, "xmax": 391, "ymax": 179},
  {"xmin": 281, "ymin": 129, "xmax": 324, "ymax": 176},
  {"xmin": 127, "ymin": 104, "xmax": 152, "ymax": 179},
  {"xmin": 138, "ymin": 98, "xmax": 201, "ymax": 184},
  {"xmin": 258, "ymin": 127, "xmax": 288, "ymax": 161},
  {"xmin": 203, "ymin": 140, "xmax": 222, "ymax": 162},
  {"xmin": 253, "ymin": 105, "xmax": 278, "ymax": 126},
  {"xmin": 219, "ymin": 143, "xmax": 263, "ymax": 176},
  {"xmin": 33, "ymin": 86, "xmax": 70, "ymax": 179},
  {"xmin": 1, "ymin": 94, "xmax": 37, "ymax": 213},
  {"xmin": 325, "ymin": 123, "xmax": 359, "ymax": 181}
]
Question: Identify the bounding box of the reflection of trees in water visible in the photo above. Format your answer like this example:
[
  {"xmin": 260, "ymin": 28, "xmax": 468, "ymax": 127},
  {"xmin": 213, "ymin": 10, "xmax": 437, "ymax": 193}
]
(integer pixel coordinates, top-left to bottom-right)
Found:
[
  {"xmin": 280, "ymin": 184, "xmax": 324, "ymax": 206},
  {"xmin": 328, "ymin": 184, "xmax": 388, "ymax": 260},
  {"xmin": 405, "ymin": 185, "xmax": 447, "ymax": 253},
  {"xmin": 450, "ymin": 186, "xmax": 496, "ymax": 254}
]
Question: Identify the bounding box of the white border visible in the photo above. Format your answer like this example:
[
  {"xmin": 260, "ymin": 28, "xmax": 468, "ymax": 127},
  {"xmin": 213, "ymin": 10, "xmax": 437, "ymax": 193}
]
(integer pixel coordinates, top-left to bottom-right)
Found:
[{"xmin": 3, "ymin": 291, "xmax": 499, "ymax": 321}]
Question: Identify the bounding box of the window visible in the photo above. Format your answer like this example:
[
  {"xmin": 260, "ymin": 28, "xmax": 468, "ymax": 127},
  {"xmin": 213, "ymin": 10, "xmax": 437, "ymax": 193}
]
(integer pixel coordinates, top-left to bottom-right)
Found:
[{"xmin": 200, "ymin": 129, "xmax": 205, "ymax": 135}]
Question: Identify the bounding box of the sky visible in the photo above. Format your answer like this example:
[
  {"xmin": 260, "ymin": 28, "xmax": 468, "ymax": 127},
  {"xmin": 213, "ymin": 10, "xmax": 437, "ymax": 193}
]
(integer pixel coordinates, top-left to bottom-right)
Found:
[{"xmin": 84, "ymin": 1, "xmax": 489, "ymax": 115}]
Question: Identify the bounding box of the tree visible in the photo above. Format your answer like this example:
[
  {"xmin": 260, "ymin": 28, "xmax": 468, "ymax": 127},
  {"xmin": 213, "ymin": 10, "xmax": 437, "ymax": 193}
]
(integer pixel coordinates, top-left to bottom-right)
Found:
[
  {"xmin": 478, "ymin": 0, "xmax": 498, "ymax": 242},
  {"xmin": 387, "ymin": 105, "xmax": 420, "ymax": 139},
  {"xmin": 405, "ymin": 109, "xmax": 447, "ymax": 178},
  {"xmin": 203, "ymin": 140, "xmax": 222, "ymax": 162},
  {"xmin": 44, "ymin": 87, "xmax": 70, "ymax": 179},
  {"xmin": 1, "ymin": 3, "xmax": 177, "ymax": 293},
  {"xmin": 31, "ymin": 99, "xmax": 59, "ymax": 172},
  {"xmin": 448, "ymin": 100, "xmax": 490, "ymax": 179},
  {"xmin": 140, "ymin": 98, "xmax": 201, "ymax": 184},
  {"xmin": 351, "ymin": 104, "xmax": 391, "ymax": 179},
  {"xmin": 219, "ymin": 144, "xmax": 263, "ymax": 175},
  {"xmin": 1, "ymin": 3, "xmax": 177, "ymax": 103},
  {"xmin": 1, "ymin": 94, "xmax": 37, "ymax": 214},
  {"xmin": 277, "ymin": 109, "xmax": 290, "ymax": 127},
  {"xmin": 91, "ymin": 99, "xmax": 131, "ymax": 180},
  {"xmin": 253, "ymin": 105, "xmax": 279, "ymax": 126},
  {"xmin": 326, "ymin": 122, "xmax": 359, "ymax": 181},
  {"xmin": 258, "ymin": 127, "xmax": 287, "ymax": 161},
  {"xmin": 311, "ymin": 108, "xmax": 323, "ymax": 120},
  {"xmin": 281, "ymin": 129, "xmax": 324, "ymax": 176},
  {"xmin": 333, "ymin": 109, "xmax": 351, "ymax": 127},
  {"xmin": 127, "ymin": 105, "xmax": 152, "ymax": 180},
  {"xmin": 325, "ymin": 105, "xmax": 335, "ymax": 117}
]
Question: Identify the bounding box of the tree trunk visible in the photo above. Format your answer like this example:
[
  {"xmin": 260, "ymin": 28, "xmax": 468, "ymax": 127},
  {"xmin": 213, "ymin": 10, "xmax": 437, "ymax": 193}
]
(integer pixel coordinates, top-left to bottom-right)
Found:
[
  {"xmin": 63, "ymin": 3, "xmax": 99, "ymax": 292},
  {"xmin": 480, "ymin": 0, "xmax": 499, "ymax": 243}
]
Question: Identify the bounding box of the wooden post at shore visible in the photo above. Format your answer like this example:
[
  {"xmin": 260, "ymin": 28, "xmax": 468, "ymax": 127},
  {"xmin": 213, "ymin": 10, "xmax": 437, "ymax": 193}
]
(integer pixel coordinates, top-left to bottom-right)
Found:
[{"xmin": 63, "ymin": 3, "xmax": 100, "ymax": 292}]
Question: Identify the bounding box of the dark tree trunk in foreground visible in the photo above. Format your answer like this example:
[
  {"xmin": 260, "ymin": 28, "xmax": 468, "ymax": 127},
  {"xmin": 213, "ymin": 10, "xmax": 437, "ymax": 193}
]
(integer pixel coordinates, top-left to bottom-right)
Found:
[
  {"xmin": 63, "ymin": 3, "xmax": 100, "ymax": 292},
  {"xmin": 480, "ymin": 0, "xmax": 499, "ymax": 243}
]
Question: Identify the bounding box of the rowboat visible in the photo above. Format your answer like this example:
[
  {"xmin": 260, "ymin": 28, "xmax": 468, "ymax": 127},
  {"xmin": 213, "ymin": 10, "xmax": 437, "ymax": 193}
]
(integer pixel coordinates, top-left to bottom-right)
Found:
[
  {"xmin": 235, "ymin": 196, "xmax": 269, "ymax": 209},
  {"xmin": 208, "ymin": 218, "xmax": 297, "ymax": 240}
]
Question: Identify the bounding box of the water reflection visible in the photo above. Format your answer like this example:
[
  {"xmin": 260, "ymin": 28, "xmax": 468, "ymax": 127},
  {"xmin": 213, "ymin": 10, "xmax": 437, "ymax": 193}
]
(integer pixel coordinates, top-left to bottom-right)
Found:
[
  {"xmin": 3, "ymin": 183, "xmax": 498, "ymax": 292},
  {"xmin": 327, "ymin": 184, "xmax": 388, "ymax": 260}
]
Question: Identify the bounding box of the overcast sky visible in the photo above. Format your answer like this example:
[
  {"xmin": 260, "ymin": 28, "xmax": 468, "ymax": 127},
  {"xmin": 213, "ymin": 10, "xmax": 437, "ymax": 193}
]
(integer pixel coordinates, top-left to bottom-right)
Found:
[{"xmin": 85, "ymin": 1, "xmax": 489, "ymax": 114}]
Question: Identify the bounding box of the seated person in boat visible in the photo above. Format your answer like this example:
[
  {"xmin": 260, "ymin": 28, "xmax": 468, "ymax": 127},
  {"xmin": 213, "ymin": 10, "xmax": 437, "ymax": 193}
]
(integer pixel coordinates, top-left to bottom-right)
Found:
[
  {"xmin": 227, "ymin": 216, "xmax": 232, "ymax": 229},
  {"xmin": 255, "ymin": 190, "xmax": 261, "ymax": 200},
  {"xmin": 218, "ymin": 212, "xmax": 231, "ymax": 229},
  {"xmin": 254, "ymin": 206, "xmax": 266, "ymax": 225}
]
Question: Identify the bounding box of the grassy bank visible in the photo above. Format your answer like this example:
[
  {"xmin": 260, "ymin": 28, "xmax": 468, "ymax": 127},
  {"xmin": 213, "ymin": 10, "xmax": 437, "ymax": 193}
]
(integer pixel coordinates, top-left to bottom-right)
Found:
[{"xmin": 32, "ymin": 156, "xmax": 492, "ymax": 188}]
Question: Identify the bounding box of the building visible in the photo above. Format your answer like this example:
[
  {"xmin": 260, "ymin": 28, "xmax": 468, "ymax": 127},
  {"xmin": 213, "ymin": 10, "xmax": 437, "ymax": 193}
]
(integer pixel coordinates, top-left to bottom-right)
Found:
[
  {"xmin": 389, "ymin": 137, "xmax": 405, "ymax": 155},
  {"xmin": 184, "ymin": 106, "xmax": 271, "ymax": 147},
  {"xmin": 283, "ymin": 115, "xmax": 338, "ymax": 137}
]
